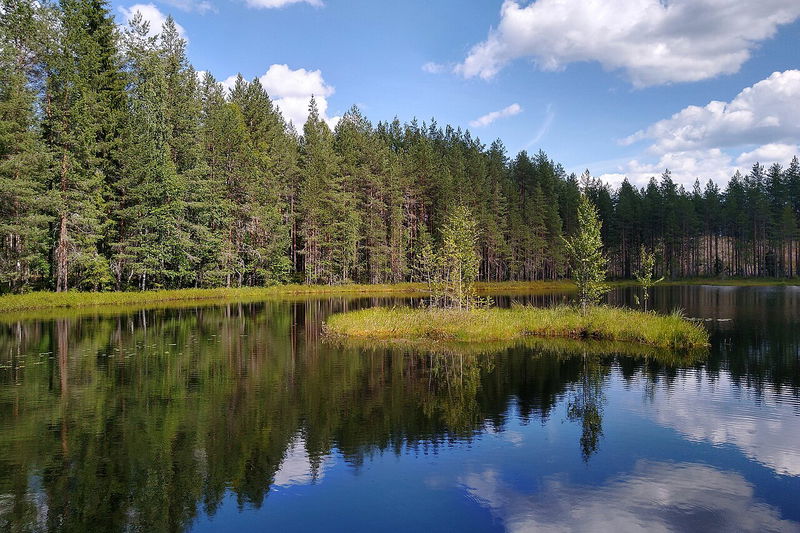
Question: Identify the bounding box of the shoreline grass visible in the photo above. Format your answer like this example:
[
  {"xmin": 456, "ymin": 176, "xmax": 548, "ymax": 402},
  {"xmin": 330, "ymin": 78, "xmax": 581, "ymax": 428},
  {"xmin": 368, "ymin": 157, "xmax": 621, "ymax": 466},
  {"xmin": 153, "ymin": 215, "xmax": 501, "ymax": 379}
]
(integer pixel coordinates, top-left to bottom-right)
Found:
[
  {"xmin": 0, "ymin": 277, "xmax": 794, "ymax": 316},
  {"xmin": 325, "ymin": 305, "xmax": 710, "ymax": 349},
  {"xmin": 0, "ymin": 281, "xmax": 577, "ymax": 315}
]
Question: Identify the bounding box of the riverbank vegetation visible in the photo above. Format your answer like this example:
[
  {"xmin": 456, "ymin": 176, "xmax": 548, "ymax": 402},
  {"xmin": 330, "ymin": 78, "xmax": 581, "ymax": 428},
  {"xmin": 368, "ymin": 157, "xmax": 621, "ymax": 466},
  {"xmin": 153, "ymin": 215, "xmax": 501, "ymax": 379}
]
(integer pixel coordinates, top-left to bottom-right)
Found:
[
  {"xmin": 325, "ymin": 306, "xmax": 709, "ymax": 349},
  {"xmin": 2, "ymin": 1, "xmax": 800, "ymax": 296},
  {"xmin": 327, "ymin": 192, "xmax": 709, "ymax": 349}
]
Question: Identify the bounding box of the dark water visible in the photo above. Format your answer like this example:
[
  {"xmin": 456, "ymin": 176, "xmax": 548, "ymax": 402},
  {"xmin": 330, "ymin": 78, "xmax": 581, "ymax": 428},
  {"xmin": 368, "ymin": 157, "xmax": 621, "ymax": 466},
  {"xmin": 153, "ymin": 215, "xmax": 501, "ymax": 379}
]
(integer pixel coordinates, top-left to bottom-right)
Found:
[{"xmin": 0, "ymin": 286, "xmax": 799, "ymax": 532}]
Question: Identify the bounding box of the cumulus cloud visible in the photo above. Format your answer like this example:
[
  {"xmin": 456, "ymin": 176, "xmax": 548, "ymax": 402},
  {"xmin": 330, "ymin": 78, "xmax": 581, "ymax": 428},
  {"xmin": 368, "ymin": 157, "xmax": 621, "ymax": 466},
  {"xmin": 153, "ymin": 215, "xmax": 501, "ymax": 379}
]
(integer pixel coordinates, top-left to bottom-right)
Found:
[
  {"xmin": 245, "ymin": 0, "xmax": 323, "ymax": 8},
  {"xmin": 469, "ymin": 103, "xmax": 522, "ymax": 128},
  {"xmin": 224, "ymin": 64, "xmax": 339, "ymax": 129},
  {"xmin": 737, "ymin": 143, "xmax": 800, "ymax": 169},
  {"xmin": 599, "ymin": 71, "xmax": 800, "ymax": 186},
  {"xmin": 624, "ymin": 70, "xmax": 800, "ymax": 153},
  {"xmin": 457, "ymin": 0, "xmax": 800, "ymax": 87},
  {"xmin": 119, "ymin": 4, "xmax": 186, "ymax": 39}
]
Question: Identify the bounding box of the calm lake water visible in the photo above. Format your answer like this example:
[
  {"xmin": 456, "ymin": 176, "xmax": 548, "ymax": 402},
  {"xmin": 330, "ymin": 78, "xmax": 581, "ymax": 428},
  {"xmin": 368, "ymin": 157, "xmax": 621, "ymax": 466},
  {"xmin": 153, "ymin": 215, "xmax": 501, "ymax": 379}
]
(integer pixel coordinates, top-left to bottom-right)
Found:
[{"xmin": 1, "ymin": 286, "xmax": 799, "ymax": 532}]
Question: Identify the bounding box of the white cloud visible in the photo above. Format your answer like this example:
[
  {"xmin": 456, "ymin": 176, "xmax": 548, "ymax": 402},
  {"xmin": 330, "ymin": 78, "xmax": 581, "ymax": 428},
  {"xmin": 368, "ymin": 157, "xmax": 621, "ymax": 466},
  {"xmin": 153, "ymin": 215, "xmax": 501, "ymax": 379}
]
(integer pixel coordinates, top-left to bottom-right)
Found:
[
  {"xmin": 422, "ymin": 62, "xmax": 446, "ymax": 74},
  {"xmin": 469, "ymin": 103, "xmax": 522, "ymax": 128},
  {"xmin": 219, "ymin": 74, "xmax": 238, "ymax": 93},
  {"xmin": 599, "ymin": 71, "xmax": 800, "ymax": 186},
  {"xmin": 457, "ymin": 0, "xmax": 800, "ymax": 87},
  {"xmin": 119, "ymin": 4, "xmax": 186, "ymax": 39},
  {"xmin": 159, "ymin": 0, "xmax": 214, "ymax": 13},
  {"xmin": 624, "ymin": 70, "xmax": 800, "ymax": 154},
  {"xmin": 225, "ymin": 65, "xmax": 339, "ymax": 130},
  {"xmin": 598, "ymin": 148, "xmax": 737, "ymax": 186},
  {"xmin": 737, "ymin": 143, "xmax": 800, "ymax": 169},
  {"xmin": 598, "ymin": 146, "xmax": 799, "ymax": 187},
  {"xmin": 245, "ymin": 0, "xmax": 322, "ymax": 8}
]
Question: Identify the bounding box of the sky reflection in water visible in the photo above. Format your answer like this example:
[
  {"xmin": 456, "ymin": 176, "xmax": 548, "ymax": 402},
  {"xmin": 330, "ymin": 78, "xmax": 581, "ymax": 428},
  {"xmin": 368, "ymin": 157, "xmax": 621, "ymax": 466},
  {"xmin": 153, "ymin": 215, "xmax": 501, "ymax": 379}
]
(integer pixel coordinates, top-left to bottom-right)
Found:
[{"xmin": 0, "ymin": 286, "xmax": 798, "ymax": 532}]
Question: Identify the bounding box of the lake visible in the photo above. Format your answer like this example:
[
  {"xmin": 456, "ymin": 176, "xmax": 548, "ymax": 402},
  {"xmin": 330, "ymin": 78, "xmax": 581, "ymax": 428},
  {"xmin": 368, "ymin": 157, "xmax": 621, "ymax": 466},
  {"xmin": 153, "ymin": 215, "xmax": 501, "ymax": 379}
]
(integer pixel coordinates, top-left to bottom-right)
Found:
[{"xmin": 1, "ymin": 286, "xmax": 799, "ymax": 532}]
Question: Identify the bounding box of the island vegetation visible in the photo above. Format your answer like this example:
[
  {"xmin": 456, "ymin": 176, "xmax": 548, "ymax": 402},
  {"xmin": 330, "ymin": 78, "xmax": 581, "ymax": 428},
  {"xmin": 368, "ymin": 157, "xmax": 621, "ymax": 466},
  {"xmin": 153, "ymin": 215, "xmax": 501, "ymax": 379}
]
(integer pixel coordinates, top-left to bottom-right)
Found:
[
  {"xmin": 1, "ymin": 0, "xmax": 800, "ymax": 301},
  {"xmin": 326, "ymin": 192, "xmax": 710, "ymax": 349}
]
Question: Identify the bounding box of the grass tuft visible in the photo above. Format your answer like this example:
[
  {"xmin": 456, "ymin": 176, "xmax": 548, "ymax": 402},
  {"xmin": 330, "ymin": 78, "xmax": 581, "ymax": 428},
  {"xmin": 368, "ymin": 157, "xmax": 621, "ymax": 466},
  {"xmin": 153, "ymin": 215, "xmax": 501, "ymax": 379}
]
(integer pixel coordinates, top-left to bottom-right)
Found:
[{"xmin": 325, "ymin": 305, "xmax": 710, "ymax": 349}]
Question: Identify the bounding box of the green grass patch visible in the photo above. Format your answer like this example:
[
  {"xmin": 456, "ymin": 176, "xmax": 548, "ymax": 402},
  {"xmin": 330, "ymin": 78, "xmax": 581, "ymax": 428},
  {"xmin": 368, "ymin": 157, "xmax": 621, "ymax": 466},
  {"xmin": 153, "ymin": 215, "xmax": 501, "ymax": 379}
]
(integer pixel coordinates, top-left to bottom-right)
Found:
[
  {"xmin": 325, "ymin": 305, "xmax": 710, "ymax": 349},
  {"xmin": 0, "ymin": 281, "xmax": 576, "ymax": 315},
  {"xmin": 0, "ymin": 277, "xmax": 792, "ymax": 317}
]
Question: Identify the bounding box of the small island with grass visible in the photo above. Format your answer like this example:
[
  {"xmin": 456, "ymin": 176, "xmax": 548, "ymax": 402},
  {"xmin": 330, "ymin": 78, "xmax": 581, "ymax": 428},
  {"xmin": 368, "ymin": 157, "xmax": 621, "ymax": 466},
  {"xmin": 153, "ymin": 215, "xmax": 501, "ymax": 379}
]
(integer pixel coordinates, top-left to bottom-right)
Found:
[{"xmin": 326, "ymin": 194, "xmax": 709, "ymax": 350}]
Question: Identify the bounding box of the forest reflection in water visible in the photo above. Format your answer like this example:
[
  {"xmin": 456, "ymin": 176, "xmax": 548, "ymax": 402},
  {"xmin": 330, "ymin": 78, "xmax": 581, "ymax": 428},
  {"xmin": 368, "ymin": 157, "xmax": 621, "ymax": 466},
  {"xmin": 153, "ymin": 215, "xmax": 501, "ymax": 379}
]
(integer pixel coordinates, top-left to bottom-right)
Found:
[{"xmin": 0, "ymin": 286, "xmax": 798, "ymax": 532}]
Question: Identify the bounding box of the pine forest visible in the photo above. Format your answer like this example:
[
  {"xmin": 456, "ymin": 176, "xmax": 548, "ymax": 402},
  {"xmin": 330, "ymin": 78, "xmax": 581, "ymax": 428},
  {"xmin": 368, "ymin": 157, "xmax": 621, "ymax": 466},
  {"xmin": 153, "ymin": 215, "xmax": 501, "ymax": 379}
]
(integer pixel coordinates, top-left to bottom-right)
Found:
[{"xmin": 2, "ymin": 0, "xmax": 800, "ymax": 294}]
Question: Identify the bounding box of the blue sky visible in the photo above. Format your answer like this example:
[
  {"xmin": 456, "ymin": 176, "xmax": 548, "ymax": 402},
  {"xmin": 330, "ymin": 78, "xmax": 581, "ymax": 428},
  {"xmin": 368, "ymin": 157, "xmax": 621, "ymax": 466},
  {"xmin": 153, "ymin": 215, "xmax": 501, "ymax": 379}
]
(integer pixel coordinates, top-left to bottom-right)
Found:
[{"xmin": 113, "ymin": 0, "xmax": 800, "ymax": 188}]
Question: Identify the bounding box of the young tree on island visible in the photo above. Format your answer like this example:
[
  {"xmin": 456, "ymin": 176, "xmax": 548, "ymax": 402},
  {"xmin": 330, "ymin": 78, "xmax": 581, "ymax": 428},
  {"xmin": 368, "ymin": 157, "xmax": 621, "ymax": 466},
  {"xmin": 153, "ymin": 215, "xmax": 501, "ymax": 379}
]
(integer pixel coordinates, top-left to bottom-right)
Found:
[
  {"xmin": 634, "ymin": 245, "xmax": 663, "ymax": 312},
  {"xmin": 441, "ymin": 205, "xmax": 480, "ymax": 309},
  {"xmin": 564, "ymin": 193, "xmax": 608, "ymax": 315}
]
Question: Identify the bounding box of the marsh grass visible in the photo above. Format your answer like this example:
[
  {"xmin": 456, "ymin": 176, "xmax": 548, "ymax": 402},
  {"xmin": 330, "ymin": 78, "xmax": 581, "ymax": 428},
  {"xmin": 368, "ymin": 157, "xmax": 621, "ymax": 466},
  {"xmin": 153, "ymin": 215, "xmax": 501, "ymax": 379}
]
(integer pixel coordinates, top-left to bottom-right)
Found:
[
  {"xmin": 325, "ymin": 305, "xmax": 709, "ymax": 349},
  {"xmin": 0, "ymin": 277, "xmax": 791, "ymax": 316},
  {"xmin": 0, "ymin": 281, "xmax": 577, "ymax": 315}
]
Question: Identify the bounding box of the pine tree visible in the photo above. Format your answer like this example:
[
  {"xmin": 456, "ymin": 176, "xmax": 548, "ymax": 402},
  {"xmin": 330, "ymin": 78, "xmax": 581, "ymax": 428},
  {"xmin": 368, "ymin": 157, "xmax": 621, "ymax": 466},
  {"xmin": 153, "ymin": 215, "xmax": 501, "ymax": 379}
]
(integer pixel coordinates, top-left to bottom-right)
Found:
[{"xmin": 299, "ymin": 97, "xmax": 358, "ymax": 284}]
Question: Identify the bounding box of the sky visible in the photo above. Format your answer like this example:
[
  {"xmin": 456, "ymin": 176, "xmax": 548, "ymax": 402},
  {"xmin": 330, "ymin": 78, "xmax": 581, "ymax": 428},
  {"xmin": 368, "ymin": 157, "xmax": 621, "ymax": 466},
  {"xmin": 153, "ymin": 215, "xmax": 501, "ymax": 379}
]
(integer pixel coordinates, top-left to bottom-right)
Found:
[{"xmin": 111, "ymin": 0, "xmax": 800, "ymax": 188}]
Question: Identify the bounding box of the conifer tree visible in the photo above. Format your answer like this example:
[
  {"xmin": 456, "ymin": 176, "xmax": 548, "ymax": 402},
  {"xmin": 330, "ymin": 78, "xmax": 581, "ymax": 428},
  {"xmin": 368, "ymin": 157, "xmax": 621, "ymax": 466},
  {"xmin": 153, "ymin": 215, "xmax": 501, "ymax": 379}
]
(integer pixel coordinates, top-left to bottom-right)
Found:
[
  {"xmin": 113, "ymin": 14, "xmax": 189, "ymax": 289},
  {"xmin": 299, "ymin": 97, "xmax": 358, "ymax": 284},
  {"xmin": 0, "ymin": 0, "xmax": 52, "ymax": 291},
  {"xmin": 43, "ymin": 0, "xmax": 124, "ymax": 291}
]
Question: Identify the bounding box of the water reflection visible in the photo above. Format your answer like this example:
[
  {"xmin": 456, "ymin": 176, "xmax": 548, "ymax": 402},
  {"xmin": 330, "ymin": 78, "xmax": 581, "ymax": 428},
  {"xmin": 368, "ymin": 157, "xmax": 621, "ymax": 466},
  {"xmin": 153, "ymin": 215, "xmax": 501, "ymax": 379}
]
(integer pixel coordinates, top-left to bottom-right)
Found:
[
  {"xmin": 461, "ymin": 461, "xmax": 799, "ymax": 532},
  {"xmin": 0, "ymin": 286, "xmax": 797, "ymax": 531}
]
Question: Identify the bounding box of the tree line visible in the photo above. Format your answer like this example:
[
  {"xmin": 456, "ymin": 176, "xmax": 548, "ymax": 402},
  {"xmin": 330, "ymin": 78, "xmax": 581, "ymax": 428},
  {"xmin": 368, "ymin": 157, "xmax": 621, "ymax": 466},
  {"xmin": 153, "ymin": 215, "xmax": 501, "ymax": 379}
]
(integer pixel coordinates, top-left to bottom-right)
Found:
[{"xmin": 2, "ymin": 0, "xmax": 800, "ymax": 294}]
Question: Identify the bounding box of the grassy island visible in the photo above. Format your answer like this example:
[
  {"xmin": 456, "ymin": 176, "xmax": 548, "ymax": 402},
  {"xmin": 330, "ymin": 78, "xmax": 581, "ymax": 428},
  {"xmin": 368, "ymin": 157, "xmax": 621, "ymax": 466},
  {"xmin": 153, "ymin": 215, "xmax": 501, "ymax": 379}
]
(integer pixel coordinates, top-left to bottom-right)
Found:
[{"xmin": 325, "ymin": 305, "xmax": 709, "ymax": 349}]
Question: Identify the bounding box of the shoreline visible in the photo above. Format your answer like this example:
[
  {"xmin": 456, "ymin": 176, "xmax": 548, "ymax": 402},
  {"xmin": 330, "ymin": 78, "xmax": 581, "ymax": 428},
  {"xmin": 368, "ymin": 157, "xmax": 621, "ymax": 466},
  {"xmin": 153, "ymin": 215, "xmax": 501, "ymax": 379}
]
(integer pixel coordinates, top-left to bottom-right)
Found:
[{"xmin": 0, "ymin": 277, "xmax": 795, "ymax": 315}]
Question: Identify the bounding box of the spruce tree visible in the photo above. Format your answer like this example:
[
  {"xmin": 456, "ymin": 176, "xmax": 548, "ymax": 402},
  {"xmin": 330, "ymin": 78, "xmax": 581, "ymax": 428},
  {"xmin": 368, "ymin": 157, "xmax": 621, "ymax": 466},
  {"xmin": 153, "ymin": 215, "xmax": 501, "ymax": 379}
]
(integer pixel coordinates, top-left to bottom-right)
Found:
[
  {"xmin": 113, "ymin": 13, "xmax": 189, "ymax": 289},
  {"xmin": 43, "ymin": 0, "xmax": 124, "ymax": 291},
  {"xmin": 0, "ymin": 0, "xmax": 52, "ymax": 291},
  {"xmin": 299, "ymin": 97, "xmax": 358, "ymax": 284}
]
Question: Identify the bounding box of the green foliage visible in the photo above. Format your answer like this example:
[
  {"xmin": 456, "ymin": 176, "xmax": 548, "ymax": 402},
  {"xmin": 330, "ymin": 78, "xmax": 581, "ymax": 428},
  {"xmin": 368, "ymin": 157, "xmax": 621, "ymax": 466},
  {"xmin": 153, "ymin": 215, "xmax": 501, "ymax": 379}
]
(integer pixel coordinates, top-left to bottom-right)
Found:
[
  {"xmin": 0, "ymin": 0, "xmax": 799, "ymax": 293},
  {"xmin": 325, "ymin": 305, "xmax": 710, "ymax": 349},
  {"xmin": 634, "ymin": 245, "xmax": 663, "ymax": 311},
  {"xmin": 0, "ymin": 4, "xmax": 52, "ymax": 292},
  {"xmin": 440, "ymin": 205, "xmax": 481, "ymax": 309},
  {"xmin": 564, "ymin": 193, "xmax": 609, "ymax": 314}
]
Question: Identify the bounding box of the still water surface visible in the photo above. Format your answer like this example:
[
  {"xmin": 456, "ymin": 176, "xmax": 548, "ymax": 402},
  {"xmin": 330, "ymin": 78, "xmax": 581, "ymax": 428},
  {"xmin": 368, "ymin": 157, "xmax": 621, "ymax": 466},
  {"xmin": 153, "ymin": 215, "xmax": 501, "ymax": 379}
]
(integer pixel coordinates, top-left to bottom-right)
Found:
[{"xmin": 0, "ymin": 286, "xmax": 799, "ymax": 532}]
